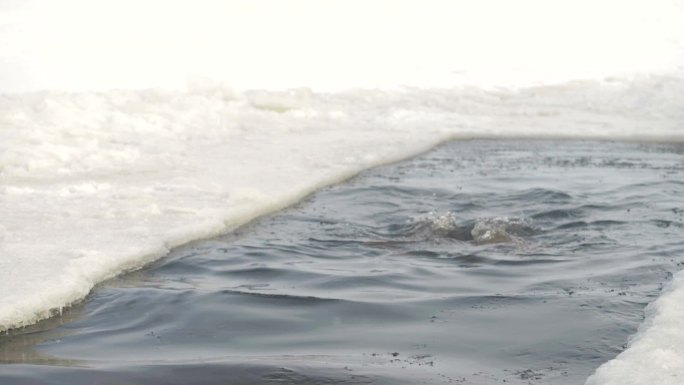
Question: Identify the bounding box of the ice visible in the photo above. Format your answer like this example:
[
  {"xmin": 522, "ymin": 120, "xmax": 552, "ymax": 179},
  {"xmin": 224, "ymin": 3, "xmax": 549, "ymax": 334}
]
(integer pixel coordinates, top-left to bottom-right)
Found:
[{"xmin": 586, "ymin": 273, "xmax": 684, "ymax": 385}]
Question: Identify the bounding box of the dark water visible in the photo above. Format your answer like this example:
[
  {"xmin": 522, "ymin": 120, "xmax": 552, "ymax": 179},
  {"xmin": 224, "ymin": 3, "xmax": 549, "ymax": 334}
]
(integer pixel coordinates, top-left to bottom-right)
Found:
[{"xmin": 2, "ymin": 140, "xmax": 684, "ymax": 384}]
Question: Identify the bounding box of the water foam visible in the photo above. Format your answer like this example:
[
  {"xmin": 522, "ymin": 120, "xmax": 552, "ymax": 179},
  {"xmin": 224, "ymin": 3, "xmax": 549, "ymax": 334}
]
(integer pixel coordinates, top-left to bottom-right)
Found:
[
  {"xmin": 470, "ymin": 217, "xmax": 533, "ymax": 244},
  {"xmin": 413, "ymin": 211, "xmax": 534, "ymax": 244}
]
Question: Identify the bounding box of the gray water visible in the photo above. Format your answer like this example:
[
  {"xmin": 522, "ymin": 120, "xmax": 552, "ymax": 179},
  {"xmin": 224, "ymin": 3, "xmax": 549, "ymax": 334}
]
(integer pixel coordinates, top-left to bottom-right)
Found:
[{"xmin": 2, "ymin": 140, "xmax": 684, "ymax": 384}]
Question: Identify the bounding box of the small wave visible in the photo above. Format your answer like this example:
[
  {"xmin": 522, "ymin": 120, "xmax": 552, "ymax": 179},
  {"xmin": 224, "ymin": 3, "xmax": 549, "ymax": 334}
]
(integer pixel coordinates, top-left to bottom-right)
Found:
[
  {"xmin": 423, "ymin": 212, "xmax": 474, "ymax": 240},
  {"xmin": 508, "ymin": 188, "xmax": 573, "ymax": 203},
  {"xmin": 555, "ymin": 219, "xmax": 628, "ymax": 230},
  {"xmin": 531, "ymin": 208, "xmax": 583, "ymax": 220},
  {"xmin": 219, "ymin": 289, "xmax": 340, "ymax": 303},
  {"xmin": 470, "ymin": 217, "xmax": 534, "ymax": 244},
  {"xmin": 410, "ymin": 212, "xmax": 535, "ymax": 245}
]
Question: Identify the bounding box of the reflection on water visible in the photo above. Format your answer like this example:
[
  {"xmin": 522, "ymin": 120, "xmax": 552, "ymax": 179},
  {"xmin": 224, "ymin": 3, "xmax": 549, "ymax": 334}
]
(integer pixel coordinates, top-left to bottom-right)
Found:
[
  {"xmin": 1, "ymin": 140, "xmax": 684, "ymax": 385},
  {"xmin": 0, "ymin": 304, "xmax": 83, "ymax": 366}
]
